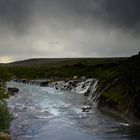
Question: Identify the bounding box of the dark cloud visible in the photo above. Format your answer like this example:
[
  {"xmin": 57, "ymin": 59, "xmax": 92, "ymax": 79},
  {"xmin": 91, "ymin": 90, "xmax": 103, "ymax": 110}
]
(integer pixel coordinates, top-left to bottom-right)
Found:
[
  {"xmin": 0, "ymin": 0, "xmax": 140, "ymax": 62},
  {"xmin": 0, "ymin": 0, "xmax": 36, "ymax": 33},
  {"xmin": 0, "ymin": 0, "xmax": 140, "ymax": 31},
  {"xmin": 101, "ymin": 0, "xmax": 140, "ymax": 30},
  {"xmin": 61, "ymin": 0, "xmax": 140, "ymax": 32}
]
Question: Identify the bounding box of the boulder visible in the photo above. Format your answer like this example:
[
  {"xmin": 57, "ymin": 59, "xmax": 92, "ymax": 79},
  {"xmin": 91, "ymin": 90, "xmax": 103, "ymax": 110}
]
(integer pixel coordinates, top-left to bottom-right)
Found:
[
  {"xmin": 81, "ymin": 105, "xmax": 92, "ymax": 112},
  {"xmin": 0, "ymin": 132, "xmax": 11, "ymax": 140}
]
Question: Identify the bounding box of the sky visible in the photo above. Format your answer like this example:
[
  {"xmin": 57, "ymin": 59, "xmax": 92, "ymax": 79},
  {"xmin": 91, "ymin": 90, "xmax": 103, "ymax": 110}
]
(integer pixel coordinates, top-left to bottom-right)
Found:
[{"xmin": 0, "ymin": 0, "xmax": 140, "ymax": 63}]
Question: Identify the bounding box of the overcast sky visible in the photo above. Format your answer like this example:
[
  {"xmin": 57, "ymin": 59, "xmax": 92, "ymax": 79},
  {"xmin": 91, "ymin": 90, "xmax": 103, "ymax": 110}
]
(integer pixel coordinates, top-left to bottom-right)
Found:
[{"xmin": 0, "ymin": 0, "xmax": 140, "ymax": 63}]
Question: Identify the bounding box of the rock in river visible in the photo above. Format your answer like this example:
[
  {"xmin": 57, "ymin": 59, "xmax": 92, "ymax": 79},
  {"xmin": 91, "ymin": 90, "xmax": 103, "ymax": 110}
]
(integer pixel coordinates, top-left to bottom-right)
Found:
[{"xmin": 7, "ymin": 87, "xmax": 19, "ymax": 95}]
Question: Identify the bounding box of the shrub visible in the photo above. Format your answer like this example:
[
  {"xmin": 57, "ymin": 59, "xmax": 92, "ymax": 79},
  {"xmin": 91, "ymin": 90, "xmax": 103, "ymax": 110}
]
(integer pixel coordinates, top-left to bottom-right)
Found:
[{"xmin": 0, "ymin": 101, "xmax": 12, "ymax": 132}]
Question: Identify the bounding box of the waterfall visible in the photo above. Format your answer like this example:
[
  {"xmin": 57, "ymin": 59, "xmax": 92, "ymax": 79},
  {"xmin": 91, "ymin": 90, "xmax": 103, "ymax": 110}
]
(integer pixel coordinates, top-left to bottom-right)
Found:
[
  {"xmin": 49, "ymin": 78, "xmax": 100, "ymax": 106},
  {"xmin": 88, "ymin": 80, "xmax": 99, "ymax": 105},
  {"xmin": 13, "ymin": 79, "xmax": 50, "ymax": 86},
  {"xmin": 14, "ymin": 78, "xmax": 100, "ymax": 105}
]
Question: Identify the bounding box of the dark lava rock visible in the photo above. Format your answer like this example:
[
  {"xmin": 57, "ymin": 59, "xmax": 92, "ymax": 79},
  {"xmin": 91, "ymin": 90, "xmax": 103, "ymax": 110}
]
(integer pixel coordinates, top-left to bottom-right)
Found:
[{"xmin": 7, "ymin": 87, "xmax": 19, "ymax": 95}]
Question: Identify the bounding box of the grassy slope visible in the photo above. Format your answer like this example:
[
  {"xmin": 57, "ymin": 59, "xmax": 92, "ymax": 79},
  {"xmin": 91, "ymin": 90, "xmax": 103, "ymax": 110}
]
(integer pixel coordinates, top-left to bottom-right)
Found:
[{"xmin": 5, "ymin": 57, "xmax": 126, "ymax": 67}]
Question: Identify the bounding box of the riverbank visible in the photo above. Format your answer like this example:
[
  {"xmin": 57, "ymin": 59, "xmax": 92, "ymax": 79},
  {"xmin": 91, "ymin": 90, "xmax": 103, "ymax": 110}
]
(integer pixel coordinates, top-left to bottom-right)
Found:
[{"xmin": 12, "ymin": 76, "xmax": 140, "ymax": 126}]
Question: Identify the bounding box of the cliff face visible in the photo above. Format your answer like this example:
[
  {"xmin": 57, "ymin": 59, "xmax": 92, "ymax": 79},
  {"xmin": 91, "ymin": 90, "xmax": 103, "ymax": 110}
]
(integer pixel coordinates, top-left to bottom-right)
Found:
[
  {"xmin": 97, "ymin": 78, "xmax": 140, "ymax": 125},
  {"xmin": 96, "ymin": 52, "xmax": 140, "ymax": 125}
]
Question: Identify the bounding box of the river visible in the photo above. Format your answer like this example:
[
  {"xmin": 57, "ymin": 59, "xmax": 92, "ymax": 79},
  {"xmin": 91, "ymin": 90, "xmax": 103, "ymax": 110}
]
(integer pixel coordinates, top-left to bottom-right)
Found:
[{"xmin": 7, "ymin": 81, "xmax": 140, "ymax": 140}]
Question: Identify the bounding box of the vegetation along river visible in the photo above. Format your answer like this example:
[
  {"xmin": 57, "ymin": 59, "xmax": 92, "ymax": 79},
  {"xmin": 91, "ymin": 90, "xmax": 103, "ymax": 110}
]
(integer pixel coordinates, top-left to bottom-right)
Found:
[{"xmin": 7, "ymin": 81, "xmax": 140, "ymax": 140}]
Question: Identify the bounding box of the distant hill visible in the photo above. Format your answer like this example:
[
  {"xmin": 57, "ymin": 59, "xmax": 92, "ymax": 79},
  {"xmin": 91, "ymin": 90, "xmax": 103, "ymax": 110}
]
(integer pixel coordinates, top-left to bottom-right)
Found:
[{"xmin": 4, "ymin": 57, "xmax": 127, "ymax": 67}]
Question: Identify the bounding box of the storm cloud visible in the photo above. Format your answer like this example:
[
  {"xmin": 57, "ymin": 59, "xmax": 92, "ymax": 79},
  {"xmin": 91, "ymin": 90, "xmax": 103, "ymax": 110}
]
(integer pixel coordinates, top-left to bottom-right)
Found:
[{"xmin": 0, "ymin": 0, "xmax": 140, "ymax": 62}]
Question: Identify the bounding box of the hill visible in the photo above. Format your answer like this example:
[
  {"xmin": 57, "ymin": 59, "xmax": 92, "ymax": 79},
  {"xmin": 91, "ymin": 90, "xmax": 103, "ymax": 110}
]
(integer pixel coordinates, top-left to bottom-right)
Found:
[{"xmin": 5, "ymin": 57, "xmax": 126, "ymax": 67}]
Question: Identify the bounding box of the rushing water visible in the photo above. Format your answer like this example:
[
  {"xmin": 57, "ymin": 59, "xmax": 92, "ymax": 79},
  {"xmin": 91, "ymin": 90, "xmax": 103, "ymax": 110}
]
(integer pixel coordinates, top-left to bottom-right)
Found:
[{"xmin": 7, "ymin": 82, "xmax": 140, "ymax": 140}]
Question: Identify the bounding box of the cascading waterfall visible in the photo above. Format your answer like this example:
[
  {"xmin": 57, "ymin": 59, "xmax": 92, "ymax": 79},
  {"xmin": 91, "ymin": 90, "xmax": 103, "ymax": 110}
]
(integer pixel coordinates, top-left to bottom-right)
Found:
[
  {"xmin": 49, "ymin": 78, "xmax": 100, "ymax": 106},
  {"xmin": 13, "ymin": 78, "xmax": 100, "ymax": 106}
]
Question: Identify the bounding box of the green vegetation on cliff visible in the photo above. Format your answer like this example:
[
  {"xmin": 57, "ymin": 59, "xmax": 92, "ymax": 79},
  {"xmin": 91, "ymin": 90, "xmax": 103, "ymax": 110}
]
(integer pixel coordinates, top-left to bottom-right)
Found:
[{"xmin": 7, "ymin": 57, "xmax": 123, "ymax": 80}]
